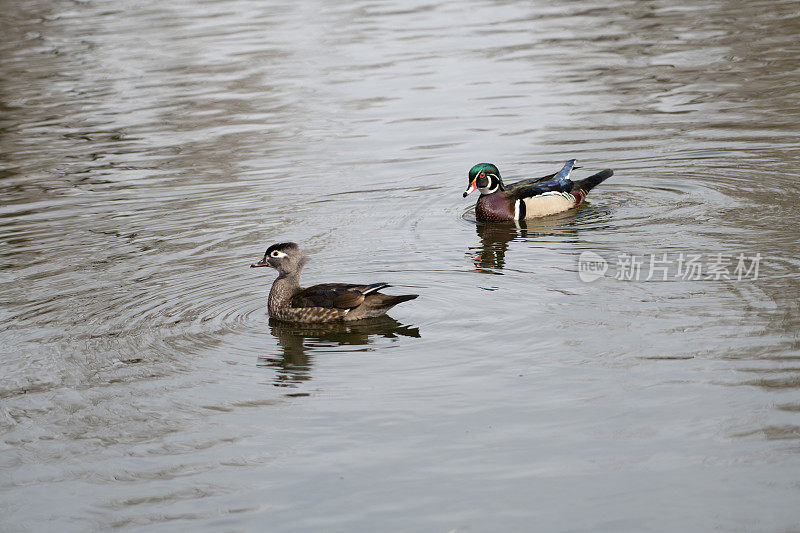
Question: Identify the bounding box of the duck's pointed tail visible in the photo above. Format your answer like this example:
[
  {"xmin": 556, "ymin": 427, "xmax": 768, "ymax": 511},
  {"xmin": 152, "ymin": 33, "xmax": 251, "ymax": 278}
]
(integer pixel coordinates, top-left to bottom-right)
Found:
[
  {"xmin": 574, "ymin": 169, "xmax": 613, "ymax": 194},
  {"xmin": 360, "ymin": 293, "xmax": 418, "ymax": 318},
  {"xmin": 379, "ymin": 294, "xmax": 419, "ymax": 308}
]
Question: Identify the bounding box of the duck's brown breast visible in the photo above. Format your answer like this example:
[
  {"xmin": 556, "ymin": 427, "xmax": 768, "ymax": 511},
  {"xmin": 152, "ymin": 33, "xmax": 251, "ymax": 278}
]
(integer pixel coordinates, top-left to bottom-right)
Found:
[{"xmin": 476, "ymin": 193, "xmax": 515, "ymax": 221}]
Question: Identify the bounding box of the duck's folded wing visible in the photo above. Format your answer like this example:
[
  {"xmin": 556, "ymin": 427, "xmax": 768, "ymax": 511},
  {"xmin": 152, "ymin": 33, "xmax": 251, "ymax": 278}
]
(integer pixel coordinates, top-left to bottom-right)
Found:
[
  {"xmin": 512, "ymin": 176, "xmax": 574, "ymax": 199},
  {"xmin": 505, "ymin": 172, "xmax": 557, "ymax": 195},
  {"xmin": 507, "ymin": 160, "xmax": 577, "ymax": 199},
  {"xmin": 291, "ymin": 283, "xmax": 389, "ymax": 309}
]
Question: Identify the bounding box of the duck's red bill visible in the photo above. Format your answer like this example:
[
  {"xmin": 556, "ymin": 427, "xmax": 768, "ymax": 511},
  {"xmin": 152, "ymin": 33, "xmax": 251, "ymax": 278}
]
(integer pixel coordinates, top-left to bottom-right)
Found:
[{"xmin": 463, "ymin": 180, "xmax": 477, "ymax": 197}]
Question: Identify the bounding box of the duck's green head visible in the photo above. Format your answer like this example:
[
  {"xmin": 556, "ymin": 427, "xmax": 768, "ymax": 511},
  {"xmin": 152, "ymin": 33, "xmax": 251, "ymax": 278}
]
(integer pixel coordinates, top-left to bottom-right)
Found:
[{"xmin": 464, "ymin": 163, "xmax": 502, "ymax": 197}]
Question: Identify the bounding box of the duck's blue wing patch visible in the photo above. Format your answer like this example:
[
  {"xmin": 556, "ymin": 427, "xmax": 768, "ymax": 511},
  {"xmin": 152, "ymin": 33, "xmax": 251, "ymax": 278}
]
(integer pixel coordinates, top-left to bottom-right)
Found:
[{"xmin": 516, "ymin": 159, "xmax": 576, "ymax": 198}]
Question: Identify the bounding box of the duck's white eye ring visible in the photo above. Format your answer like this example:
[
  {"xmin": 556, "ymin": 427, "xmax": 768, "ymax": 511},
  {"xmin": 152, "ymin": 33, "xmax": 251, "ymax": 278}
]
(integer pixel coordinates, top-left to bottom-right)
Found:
[{"xmin": 271, "ymin": 250, "xmax": 280, "ymax": 257}]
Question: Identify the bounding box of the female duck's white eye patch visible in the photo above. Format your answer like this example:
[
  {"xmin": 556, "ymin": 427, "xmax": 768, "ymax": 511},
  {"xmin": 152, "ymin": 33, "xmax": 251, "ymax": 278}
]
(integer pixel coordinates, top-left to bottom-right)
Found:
[{"xmin": 270, "ymin": 250, "xmax": 287, "ymax": 258}]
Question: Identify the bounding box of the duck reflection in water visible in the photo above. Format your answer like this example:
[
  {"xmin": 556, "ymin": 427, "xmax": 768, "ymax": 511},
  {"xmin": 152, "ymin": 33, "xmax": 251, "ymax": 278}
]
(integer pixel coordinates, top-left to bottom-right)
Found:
[
  {"xmin": 258, "ymin": 316, "xmax": 420, "ymax": 388},
  {"xmin": 471, "ymin": 220, "xmax": 526, "ymax": 271},
  {"xmin": 469, "ymin": 209, "xmax": 587, "ymax": 271}
]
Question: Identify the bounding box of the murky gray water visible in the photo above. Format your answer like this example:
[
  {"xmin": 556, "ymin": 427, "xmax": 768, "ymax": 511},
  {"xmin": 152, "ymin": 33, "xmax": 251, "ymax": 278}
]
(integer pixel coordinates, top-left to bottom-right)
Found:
[{"xmin": 2, "ymin": 0, "xmax": 799, "ymax": 531}]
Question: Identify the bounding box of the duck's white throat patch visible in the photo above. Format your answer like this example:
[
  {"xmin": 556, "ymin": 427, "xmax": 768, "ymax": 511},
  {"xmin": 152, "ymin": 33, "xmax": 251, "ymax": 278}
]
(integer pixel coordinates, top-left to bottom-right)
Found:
[{"xmin": 478, "ymin": 175, "xmax": 500, "ymax": 195}]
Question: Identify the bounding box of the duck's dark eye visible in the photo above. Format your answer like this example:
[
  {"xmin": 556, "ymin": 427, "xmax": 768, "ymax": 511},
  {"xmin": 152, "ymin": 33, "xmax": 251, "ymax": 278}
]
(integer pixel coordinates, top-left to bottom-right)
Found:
[{"xmin": 271, "ymin": 250, "xmax": 280, "ymax": 257}]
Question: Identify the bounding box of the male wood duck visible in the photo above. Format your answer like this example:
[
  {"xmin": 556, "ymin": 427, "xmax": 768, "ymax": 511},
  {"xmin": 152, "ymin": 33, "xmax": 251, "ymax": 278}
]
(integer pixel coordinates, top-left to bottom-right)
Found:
[
  {"xmin": 463, "ymin": 160, "xmax": 614, "ymax": 221},
  {"xmin": 250, "ymin": 242, "xmax": 418, "ymax": 324}
]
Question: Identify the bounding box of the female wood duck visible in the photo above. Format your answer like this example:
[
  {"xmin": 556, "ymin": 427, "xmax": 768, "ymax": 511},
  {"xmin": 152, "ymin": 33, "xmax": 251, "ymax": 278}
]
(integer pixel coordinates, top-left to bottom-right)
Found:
[
  {"xmin": 463, "ymin": 160, "xmax": 614, "ymax": 221},
  {"xmin": 250, "ymin": 242, "xmax": 418, "ymax": 323}
]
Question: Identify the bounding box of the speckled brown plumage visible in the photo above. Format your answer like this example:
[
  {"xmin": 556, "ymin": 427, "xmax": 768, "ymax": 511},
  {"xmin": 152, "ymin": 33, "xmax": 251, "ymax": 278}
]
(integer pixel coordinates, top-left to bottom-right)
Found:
[{"xmin": 251, "ymin": 242, "xmax": 418, "ymax": 324}]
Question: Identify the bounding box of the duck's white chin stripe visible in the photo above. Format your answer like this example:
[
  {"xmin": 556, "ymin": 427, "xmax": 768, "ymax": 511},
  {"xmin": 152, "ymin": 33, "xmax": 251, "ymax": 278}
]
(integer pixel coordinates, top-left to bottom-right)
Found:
[{"xmin": 477, "ymin": 174, "xmax": 501, "ymax": 196}]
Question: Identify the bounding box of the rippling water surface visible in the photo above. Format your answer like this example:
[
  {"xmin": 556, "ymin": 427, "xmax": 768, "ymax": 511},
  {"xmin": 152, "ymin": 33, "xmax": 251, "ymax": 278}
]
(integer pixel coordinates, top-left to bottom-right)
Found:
[{"xmin": 2, "ymin": 0, "xmax": 799, "ymax": 531}]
